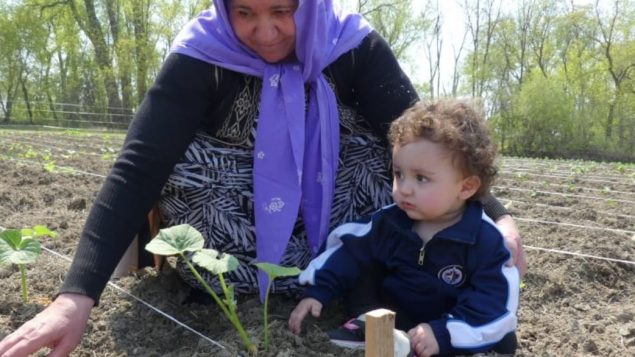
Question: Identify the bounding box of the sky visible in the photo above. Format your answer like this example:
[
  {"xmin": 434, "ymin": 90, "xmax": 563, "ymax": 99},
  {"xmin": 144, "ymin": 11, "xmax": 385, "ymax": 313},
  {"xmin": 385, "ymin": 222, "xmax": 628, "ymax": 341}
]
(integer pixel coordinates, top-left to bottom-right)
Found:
[{"xmin": 399, "ymin": 0, "xmax": 596, "ymax": 94}]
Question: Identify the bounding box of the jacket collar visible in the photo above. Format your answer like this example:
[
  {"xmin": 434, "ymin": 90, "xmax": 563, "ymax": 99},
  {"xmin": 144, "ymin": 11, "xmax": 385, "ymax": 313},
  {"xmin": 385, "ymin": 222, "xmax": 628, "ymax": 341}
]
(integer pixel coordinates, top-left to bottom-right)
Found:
[{"xmin": 386, "ymin": 200, "xmax": 483, "ymax": 245}]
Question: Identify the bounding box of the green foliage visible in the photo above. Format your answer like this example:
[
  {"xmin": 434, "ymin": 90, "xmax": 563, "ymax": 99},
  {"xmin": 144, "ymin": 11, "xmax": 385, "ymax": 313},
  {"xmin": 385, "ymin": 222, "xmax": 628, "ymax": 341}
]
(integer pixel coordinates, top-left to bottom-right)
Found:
[
  {"xmin": 147, "ymin": 224, "xmax": 301, "ymax": 354},
  {"xmin": 2, "ymin": 0, "xmax": 635, "ymax": 160},
  {"xmin": 254, "ymin": 263, "xmax": 301, "ymax": 351},
  {"xmin": 146, "ymin": 224, "xmax": 255, "ymax": 354},
  {"xmin": 0, "ymin": 225, "xmax": 56, "ymax": 302}
]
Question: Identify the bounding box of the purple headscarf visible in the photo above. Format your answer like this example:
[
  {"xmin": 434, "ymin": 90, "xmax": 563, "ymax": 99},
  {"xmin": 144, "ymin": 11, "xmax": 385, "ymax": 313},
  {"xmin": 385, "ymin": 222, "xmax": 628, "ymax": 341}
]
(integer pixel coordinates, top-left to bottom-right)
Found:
[{"xmin": 171, "ymin": 0, "xmax": 371, "ymax": 300}]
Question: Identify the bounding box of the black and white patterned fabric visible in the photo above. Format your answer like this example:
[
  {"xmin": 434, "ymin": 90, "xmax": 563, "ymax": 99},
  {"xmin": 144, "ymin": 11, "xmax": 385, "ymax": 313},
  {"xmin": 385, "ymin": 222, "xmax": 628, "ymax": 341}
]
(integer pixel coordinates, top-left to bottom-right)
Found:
[{"xmin": 159, "ymin": 75, "xmax": 392, "ymax": 296}]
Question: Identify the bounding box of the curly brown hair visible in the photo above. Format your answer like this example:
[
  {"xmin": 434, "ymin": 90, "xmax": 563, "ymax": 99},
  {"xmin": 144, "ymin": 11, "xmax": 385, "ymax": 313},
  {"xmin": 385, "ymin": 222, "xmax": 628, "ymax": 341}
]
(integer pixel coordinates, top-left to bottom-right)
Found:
[{"xmin": 387, "ymin": 98, "xmax": 497, "ymax": 200}]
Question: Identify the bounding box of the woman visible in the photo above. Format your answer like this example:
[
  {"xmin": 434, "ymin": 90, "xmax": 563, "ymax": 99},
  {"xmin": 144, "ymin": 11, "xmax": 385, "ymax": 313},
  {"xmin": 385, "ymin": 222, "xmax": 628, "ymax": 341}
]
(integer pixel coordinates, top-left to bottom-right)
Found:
[{"xmin": 0, "ymin": 1, "xmax": 525, "ymax": 356}]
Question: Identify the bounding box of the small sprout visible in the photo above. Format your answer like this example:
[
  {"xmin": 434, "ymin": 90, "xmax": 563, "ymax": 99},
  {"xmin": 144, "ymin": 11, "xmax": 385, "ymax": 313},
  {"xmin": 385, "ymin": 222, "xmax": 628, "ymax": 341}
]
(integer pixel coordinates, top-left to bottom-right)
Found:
[
  {"xmin": 44, "ymin": 161, "xmax": 56, "ymax": 173},
  {"xmin": 0, "ymin": 226, "xmax": 56, "ymax": 302},
  {"xmin": 146, "ymin": 224, "xmax": 302, "ymax": 355},
  {"xmin": 254, "ymin": 263, "xmax": 301, "ymax": 351},
  {"xmin": 616, "ymin": 164, "xmax": 626, "ymax": 174},
  {"xmin": 146, "ymin": 224, "xmax": 255, "ymax": 355}
]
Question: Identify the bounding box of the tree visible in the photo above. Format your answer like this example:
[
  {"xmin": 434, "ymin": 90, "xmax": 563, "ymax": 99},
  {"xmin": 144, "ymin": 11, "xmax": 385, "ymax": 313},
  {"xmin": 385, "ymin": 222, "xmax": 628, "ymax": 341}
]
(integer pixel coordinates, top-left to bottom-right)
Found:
[{"xmin": 348, "ymin": 0, "xmax": 430, "ymax": 62}]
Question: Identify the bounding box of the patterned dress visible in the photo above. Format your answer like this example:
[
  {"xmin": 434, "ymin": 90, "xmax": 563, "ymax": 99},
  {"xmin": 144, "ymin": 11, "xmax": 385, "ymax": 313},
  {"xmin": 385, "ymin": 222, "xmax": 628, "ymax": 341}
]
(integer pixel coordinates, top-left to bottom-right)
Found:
[{"xmin": 159, "ymin": 75, "xmax": 393, "ymax": 296}]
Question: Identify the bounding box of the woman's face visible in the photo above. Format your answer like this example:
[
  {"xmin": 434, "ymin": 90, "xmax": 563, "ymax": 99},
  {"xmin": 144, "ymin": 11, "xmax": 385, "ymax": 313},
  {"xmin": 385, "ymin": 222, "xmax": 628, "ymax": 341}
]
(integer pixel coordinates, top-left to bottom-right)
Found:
[{"xmin": 228, "ymin": 0, "xmax": 298, "ymax": 63}]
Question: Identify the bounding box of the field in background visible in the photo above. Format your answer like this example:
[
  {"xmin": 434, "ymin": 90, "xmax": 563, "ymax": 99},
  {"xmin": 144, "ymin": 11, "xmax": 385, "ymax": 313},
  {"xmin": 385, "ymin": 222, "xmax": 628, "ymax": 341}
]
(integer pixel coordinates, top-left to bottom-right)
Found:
[{"xmin": 1, "ymin": 127, "xmax": 634, "ymax": 356}]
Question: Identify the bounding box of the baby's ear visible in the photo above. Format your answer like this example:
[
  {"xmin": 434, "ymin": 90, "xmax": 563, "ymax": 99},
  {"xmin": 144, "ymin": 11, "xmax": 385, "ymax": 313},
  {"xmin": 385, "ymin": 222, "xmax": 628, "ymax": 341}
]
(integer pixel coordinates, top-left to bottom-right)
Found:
[{"xmin": 459, "ymin": 175, "xmax": 481, "ymax": 200}]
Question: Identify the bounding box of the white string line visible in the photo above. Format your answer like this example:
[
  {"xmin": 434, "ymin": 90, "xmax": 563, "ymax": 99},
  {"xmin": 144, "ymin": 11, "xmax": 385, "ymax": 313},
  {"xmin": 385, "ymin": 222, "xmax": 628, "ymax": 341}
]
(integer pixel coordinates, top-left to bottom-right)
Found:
[
  {"xmin": 0, "ymin": 155, "xmax": 108, "ymax": 178},
  {"xmin": 502, "ymin": 199, "xmax": 635, "ymax": 220},
  {"xmin": 524, "ymin": 245, "xmax": 635, "ymax": 266},
  {"xmin": 1, "ymin": 139, "xmax": 110, "ymax": 159},
  {"xmin": 10, "ymin": 108, "xmax": 134, "ymax": 118},
  {"xmin": 502, "ymin": 156, "xmax": 634, "ymax": 169},
  {"xmin": 0, "ymin": 126, "xmax": 126, "ymax": 137},
  {"xmin": 502, "ymin": 165, "xmax": 634, "ymax": 181},
  {"xmin": 1, "ymin": 131, "xmax": 123, "ymax": 146},
  {"xmin": 6, "ymin": 99, "xmax": 137, "ymax": 112},
  {"xmin": 0, "ymin": 223, "xmax": 225, "ymax": 350},
  {"xmin": 516, "ymin": 217, "xmax": 635, "ymax": 235},
  {"xmin": 0, "ymin": 136, "xmax": 117, "ymax": 158},
  {"xmin": 501, "ymin": 163, "xmax": 635, "ymax": 180},
  {"xmin": 3, "ymin": 152, "xmax": 634, "ymax": 222},
  {"xmin": 493, "ymin": 186, "xmax": 635, "ymax": 204},
  {"xmin": 1, "ymin": 124, "xmax": 127, "ymax": 135},
  {"xmin": 498, "ymin": 177, "xmax": 635, "ymax": 196},
  {"xmin": 7, "ymin": 117, "xmax": 131, "ymax": 127},
  {"xmin": 40, "ymin": 125, "xmax": 127, "ymax": 134},
  {"xmin": 500, "ymin": 168, "xmax": 634, "ymax": 185},
  {"xmin": 38, "ymin": 246, "xmax": 228, "ymax": 351},
  {"xmin": 502, "ymin": 156, "xmax": 631, "ymax": 168},
  {"xmin": 0, "ymin": 131, "xmax": 124, "ymax": 148}
]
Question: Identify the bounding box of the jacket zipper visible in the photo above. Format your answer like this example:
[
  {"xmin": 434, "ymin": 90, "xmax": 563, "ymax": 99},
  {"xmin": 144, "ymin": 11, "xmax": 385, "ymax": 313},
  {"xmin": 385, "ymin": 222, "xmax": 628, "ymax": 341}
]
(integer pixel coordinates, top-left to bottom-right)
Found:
[{"xmin": 418, "ymin": 241, "xmax": 426, "ymax": 265}]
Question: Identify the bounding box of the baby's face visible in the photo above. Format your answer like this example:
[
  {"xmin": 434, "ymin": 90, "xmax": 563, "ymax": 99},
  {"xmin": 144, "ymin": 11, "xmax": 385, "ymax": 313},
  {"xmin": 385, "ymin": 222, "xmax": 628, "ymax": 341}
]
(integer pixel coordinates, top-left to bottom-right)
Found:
[{"xmin": 391, "ymin": 138, "xmax": 468, "ymax": 222}]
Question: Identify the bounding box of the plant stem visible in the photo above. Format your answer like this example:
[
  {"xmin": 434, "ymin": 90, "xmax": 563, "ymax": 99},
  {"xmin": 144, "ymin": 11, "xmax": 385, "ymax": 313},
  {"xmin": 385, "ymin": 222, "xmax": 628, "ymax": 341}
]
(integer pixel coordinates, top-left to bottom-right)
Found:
[
  {"xmin": 263, "ymin": 281, "xmax": 272, "ymax": 351},
  {"xmin": 181, "ymin": 255, "xmax": 256, "ymax": 355},
  {"xmin": 19, "ymin": 264, "xmax": 28, "ymax": 303}
]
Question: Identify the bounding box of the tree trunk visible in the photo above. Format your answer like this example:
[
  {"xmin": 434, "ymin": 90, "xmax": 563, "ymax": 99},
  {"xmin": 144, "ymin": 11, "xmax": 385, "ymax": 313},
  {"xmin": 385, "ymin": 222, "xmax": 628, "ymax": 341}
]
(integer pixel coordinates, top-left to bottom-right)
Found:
[
  {"xmin": 132, "ymin": 0, "xmax": 150, "ymax": 105},
  {"xmin": 70, "ymin": 0, "xmax": 123, "ymax": 123},
  {"xmin": 20, "ymin": 73, "xmax": 33, "ymax": 124},
  {"xmin": 605, "ymin": 101, "xmax": 615, "ymax": 139},
  {"xmin": 105, "ymin": 0, "xmax": 132, "ymax": 121}
]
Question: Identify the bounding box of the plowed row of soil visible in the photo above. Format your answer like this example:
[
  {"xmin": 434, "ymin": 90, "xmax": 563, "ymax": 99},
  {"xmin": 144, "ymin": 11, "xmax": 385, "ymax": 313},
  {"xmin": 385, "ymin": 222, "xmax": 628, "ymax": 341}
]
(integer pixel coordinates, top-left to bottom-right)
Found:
[{"xmin": 1, "ymin": 127, "xmax": 634, "ymax": 356}]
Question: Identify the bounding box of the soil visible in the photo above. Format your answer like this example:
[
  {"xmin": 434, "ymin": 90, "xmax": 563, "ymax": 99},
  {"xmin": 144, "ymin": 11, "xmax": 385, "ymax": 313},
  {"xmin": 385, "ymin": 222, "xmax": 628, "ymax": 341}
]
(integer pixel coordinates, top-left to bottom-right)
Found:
[{"xmin": 1, "ymin": 129, "xmax": 635, "ymax": 356}]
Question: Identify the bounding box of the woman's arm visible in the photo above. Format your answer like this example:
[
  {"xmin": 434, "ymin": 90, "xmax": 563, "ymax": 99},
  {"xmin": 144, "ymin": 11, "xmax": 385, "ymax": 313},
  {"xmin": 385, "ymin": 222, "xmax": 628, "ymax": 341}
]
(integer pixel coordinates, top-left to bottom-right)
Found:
[
  {"xmin": 61, "ymin": 53, "xmax": 218, "ymax": 303},
  {"xmin": 480, "ymin": 193, "xmax": 527, "ymax": 277}
]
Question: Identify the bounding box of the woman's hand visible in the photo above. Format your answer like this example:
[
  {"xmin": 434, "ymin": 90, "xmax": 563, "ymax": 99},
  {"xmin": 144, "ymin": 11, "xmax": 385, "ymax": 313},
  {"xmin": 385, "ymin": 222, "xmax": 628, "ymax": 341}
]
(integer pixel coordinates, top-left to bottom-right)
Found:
[
  {"xmin": 408, "ymin": 323, "xmax": 439, "ymax": 357},
  {"xmin": 288, "ymin": 297, "xmax": 323, "ymax": 335},
  {"xmin": 496, "ymin": 214, "xmax": 527, "ymax": 277},
  {"xmin": 0, "ymin": 293, "xmax": 94, "ymax": 357}
]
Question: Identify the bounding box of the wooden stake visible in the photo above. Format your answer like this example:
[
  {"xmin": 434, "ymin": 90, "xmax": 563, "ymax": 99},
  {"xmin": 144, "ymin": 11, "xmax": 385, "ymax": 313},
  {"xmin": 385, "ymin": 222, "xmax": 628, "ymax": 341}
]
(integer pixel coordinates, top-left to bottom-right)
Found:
[{"xmin": 365, "ymin": 308, "xmax": 395, "ymax": 357}]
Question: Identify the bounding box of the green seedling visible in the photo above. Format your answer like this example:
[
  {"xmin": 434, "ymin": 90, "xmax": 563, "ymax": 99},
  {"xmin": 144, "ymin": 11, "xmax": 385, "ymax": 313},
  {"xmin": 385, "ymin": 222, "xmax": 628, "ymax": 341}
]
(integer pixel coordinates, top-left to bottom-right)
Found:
[
  {"xmin": 615, "ymin": 164, "xmax": 626, "ymax": 174},
  {"xmin": 253, "ymin": 262, "xmax": 301, "ymax": 351},
  {"xmin": 145, "ymin": 224, "xmax": 256, "ymax": 355},
  {"xmin": 0, "ymin": 226, "xmax": 57, "ymax": 302},
  {"xmin": 146, "ymin": 224, "xmax": 302, "ymax": 355},
  {"xmin": 43, "ymin": 160, "xmax": 56, "ymax": 173}
]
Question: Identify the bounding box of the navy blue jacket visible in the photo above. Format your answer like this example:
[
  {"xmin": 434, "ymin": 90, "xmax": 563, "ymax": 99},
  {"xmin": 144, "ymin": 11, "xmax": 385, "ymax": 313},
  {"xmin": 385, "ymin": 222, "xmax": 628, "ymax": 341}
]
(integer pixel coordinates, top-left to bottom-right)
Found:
[{"xmin": 299, "ymin": 201, "xmax": 519, "ymax": 355}]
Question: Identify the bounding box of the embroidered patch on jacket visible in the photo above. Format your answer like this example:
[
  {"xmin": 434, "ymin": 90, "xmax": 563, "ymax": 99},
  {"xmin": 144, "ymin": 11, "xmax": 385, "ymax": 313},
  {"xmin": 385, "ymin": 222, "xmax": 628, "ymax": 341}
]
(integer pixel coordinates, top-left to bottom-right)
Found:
[{"xmin": 438, "ymin": 265, "xmax": 466, "ymax": 286}]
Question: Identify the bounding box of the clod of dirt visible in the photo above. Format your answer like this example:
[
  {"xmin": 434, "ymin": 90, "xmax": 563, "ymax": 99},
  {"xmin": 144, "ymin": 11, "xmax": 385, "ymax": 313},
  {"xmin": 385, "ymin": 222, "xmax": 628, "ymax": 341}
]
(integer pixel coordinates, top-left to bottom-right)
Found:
[
  {"xmin": 0, "ymin": 266, "xmax": 16, "ymax": 279},
  {"xmin": 67, "ymin": 198, "xmax": 87, "ymax": 210}
]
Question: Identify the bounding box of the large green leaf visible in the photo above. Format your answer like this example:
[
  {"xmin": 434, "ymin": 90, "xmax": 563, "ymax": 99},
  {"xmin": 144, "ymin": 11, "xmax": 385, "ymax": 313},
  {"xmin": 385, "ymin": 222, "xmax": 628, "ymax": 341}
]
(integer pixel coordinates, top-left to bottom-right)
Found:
[
  {"xmin": 0, "ymin": 236, "xmax": 41, "ymax": 265},
  {"xmin": 145, "ymin": 224, "xmax": 204, "ymax": 256},
  {"xmin": 0, "ymin": 230, "xmax": 22, "ymax": 249},
  {"xmin": 254, "ymin": 262, "xmax": 302, "ymax": 280},
  {"xmin": 192, "ymin": 249, "xmax": 239, "ymax": 275}
]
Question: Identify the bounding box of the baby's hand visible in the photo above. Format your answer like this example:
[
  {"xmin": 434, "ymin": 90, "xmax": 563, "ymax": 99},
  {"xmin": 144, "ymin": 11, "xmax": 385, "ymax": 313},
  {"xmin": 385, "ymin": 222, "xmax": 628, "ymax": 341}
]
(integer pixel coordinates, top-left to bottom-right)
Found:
[
  {"xmin": 408, "ymin": 323, "xmax": 439, "ymax": 357},
  {"xmin": 288, "ymin": 298, "xmax": 322, "ymax": 335}
]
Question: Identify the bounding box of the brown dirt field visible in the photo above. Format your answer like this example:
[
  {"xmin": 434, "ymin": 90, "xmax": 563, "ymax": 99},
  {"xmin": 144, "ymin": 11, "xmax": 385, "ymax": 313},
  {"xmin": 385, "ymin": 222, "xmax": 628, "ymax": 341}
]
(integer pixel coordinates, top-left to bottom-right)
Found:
[{"xmin": 1, "ymin": 129, "xmax": 634, "ymax": 356}]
